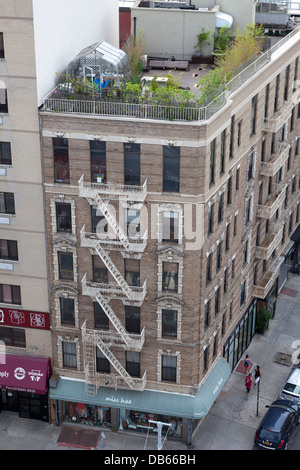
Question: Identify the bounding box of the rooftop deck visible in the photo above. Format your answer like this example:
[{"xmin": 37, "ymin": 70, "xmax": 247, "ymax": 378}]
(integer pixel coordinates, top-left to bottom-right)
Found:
[{"xmin": 41, "ymin": 27, "xmax": 300, "ymax": 122}]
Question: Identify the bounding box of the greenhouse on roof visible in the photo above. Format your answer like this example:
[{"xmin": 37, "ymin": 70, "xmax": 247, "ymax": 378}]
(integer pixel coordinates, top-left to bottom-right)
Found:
[{"xmin": 66, "ymin": 40, "xmax": 130, "ymax": 91}]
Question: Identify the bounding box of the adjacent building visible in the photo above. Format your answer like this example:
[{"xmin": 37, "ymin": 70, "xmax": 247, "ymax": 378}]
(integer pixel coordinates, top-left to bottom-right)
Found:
[{"xmin": 0, "ymin": 0, "xmax": 119, "ymax": 421}]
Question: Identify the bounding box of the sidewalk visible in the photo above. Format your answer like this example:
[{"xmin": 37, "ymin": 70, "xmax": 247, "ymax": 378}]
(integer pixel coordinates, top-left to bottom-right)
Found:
[
  {"xmin": 192, "ymin": 272, "xmax": 300, "ymax": 450},
  {"xmin": 0, "ymin": 274, "xmax": 299, "ymax": 451}
]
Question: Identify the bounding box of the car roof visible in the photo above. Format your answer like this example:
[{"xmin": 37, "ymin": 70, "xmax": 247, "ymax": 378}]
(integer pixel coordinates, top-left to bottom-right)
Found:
[
  {"xmin": 260, "ymin": 401, "xmax": 296, "ymax": 431},
  {"xmin": 285, "ymin": 368, "xmax": 300, "ymax": 386}
]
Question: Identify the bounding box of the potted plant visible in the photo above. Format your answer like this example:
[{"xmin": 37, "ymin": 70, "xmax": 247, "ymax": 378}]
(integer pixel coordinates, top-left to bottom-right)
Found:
[
  {"xmin": 256, "ymin": 307, "xmax": 272, "ymax": 334},
  {"xmin": 194, "ymin": 28, "xmax": 211, "ymax": 56}
]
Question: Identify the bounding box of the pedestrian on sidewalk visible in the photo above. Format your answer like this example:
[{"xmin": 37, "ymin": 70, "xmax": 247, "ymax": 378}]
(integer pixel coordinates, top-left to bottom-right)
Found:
[
  {"xmin": 254, "ymin": 365, "xmax": 262, "ymax": 386},
  {"xmin": 245, "ymin": 372, "xmax": 253, "ymax": 400},
  {"xmin": 244, "ymin": 354, "xmax": 251, "ymax": 374}
]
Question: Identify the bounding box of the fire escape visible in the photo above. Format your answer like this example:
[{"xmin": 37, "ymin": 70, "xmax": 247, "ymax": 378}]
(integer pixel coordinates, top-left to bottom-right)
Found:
[{"xmin": 79, "ymin": 175, "xmax": 148, "ymax": 395}]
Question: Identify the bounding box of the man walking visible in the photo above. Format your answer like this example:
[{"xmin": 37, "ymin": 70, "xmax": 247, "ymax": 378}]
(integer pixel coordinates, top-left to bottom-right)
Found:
[{"xmin": 245, "ymin": 372, "xmax": 253, "ymax": 400}]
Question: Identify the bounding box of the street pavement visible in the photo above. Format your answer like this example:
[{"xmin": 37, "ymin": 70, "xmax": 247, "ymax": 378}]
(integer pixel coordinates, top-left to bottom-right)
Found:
[{"xmin": 0, "ymin": 273, "xmax": 299, "ymax": 451}]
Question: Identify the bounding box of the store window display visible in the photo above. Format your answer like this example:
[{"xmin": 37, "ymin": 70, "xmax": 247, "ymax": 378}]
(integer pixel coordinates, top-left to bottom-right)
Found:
[{"xmin": 63, "ymin": 401, "xmax": 111, "ymax": 427}]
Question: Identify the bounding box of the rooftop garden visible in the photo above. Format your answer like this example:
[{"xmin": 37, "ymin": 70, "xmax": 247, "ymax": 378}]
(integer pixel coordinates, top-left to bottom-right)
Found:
[{"xmin": 45, "ymin": 24, "xmax": 269, "ymax": 121}]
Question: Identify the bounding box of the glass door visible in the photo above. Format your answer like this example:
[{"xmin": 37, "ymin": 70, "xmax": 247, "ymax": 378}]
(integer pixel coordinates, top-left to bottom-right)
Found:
[{"xmin": 18, "ymin": 392, "xmax": 49, "ymax": 422}]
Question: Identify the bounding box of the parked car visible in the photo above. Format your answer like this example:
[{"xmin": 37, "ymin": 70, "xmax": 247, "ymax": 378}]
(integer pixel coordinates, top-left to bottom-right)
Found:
[
  {"xmin": 280, "ymin": 367, "xmax": 300, "ymax": 404},
  {"xmin": 254, "ymin": 400, "xmax": 300, "ymax": 450}
]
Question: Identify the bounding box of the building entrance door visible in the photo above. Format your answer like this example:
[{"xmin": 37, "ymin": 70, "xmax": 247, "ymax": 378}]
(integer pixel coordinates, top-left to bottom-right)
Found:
[{"xmin": 0, "ymin": 389, "xmax": 19, "ymax": 412}]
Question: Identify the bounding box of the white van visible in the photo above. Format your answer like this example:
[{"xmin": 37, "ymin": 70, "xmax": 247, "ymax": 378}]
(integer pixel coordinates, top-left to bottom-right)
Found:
[{"xmin": 280, "ymin": 368, "xmax": 300, "ymax": 404}]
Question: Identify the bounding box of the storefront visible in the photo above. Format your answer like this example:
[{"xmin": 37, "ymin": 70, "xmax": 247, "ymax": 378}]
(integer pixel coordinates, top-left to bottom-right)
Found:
[
  {"xmin": 50, "ymin": 357, "xmax": 231, "ymax": 444},
  {"xmin": 223, "ymin": 299, "xmax": 257, "ymax": 371},
  {"xmin": 0, "ymin": 354, "xmax": 52, "ymax": 422}
]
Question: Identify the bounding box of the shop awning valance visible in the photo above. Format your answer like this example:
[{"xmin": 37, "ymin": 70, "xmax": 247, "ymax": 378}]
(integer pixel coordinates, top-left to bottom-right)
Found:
[
  {"xmin": 50, "ymin": 357, "xmax": 230, "ymax": 419},
  {"xmin": 0, "ymin": 354, "xmax": 52, "ymax": 395}
]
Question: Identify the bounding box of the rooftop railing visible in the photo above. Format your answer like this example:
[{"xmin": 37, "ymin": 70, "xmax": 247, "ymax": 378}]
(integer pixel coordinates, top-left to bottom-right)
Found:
[{"xmin": 42, "ymin": 26, "xmax": 300, "ymax": 122}]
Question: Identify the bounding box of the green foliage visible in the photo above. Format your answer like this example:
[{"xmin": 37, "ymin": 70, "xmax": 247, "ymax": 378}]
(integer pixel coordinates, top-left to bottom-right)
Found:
[
  {"xmin": 213, "ymin": 27, "xmax": 231, "ymax": 54},
  {"xmin": 55, "ymin": 73, "xmax": 99, "ymax": 99},
  {"xmin": 195, "ymin": 28, "xmax": 211, "ymax": 52},
  {"xmin": 197, "ymin": 23, "xmax": 265, "ymax": 105},
  {"xmin": 256, "ymin": 308, "xmax": 272, "ymax": 331}
]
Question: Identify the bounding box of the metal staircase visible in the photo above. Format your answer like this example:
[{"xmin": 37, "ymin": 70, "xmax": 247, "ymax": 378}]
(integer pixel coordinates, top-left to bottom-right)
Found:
[{"xmin": 79, "ymin": 175, "xmax": 148, "ymax": 395}]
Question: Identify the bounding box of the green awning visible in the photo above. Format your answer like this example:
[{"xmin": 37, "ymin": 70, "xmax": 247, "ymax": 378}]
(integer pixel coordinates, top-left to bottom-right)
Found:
[{"xmin": 50, "ymin": 357, "xmax": 230, "ymax": 419}]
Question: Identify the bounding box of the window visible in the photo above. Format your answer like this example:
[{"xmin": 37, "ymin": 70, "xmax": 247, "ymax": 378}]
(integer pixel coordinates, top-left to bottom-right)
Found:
[
  {"xmin": 53, "ymin": 138, "xmax": 69, "ymax": 184},
  {"xmin": 284, "ymin": 65, "xmax": 290, "ymax": 101},
  {"xmin": 0, "ymin": 284, "xmax": 21, "ymax": 305},
  {"xmin": 124, "ymin": 143, "xmax": 140, "ymax": 186},
  {"xmin": 237, "ymin": 120, "xmax": 242, "ymax": 147},
  {"xmin": 229, "ymin": 115, "xmax": 235, "ymax": 158},
  {"xmin": 218, "ymin": 193, "xmax": 223, "ymax": 223},
  {"xmin": 56, "ymin": 202, "xmax": 71, "ymax": 232},
  {"xmin": 0, "ymin": 86, "xmax": 8, "ymax": 114},
  {"xmin": 0, "ymin": 192, "xmax": 15, "ymax": 214},
  {"xmin": 261, "ymin": 139, "xmax": 266, "ymax": 163},
  {"xmin": 125, "ymin": 259, "xmax": 140, "ymax": 287},
  {"xmin": 203, "ymin": 347, "xmax": 208, "ymax": 373},
  {"xmin": 0, "ymin": 326, "xmax": 25, "ymax": 348},
  {"xmin": 293, "ymin": 57, "xmax": 299, "ymax": 91},
  {"xmin": 0, "ymin": 33, "xmax": 4, "ymax": 59},
  {"xmin": 125, "ymin": 306, "xmax": 140, "ymax": 334},
  {"xmin": 250, "ymin": 94, "xmax": 258, "ymax": 136},
  {"xmin": 209, "ymin": 139, "xmax": 216, "ymax": 186},
  {"xmin": 243, "ymin": 240, "xmax": 249, "ymax": 266},
  {"xmin": 240, "ymin": 280, "xmax": 246, "ymax": 306},
  {"xmin": 227, "ymin": 176, "xmax": 232, "ymax": 205},
  {"xmin": 93, "ymin": 256, "xmax": 108, "ymax": 283},
  {"xmin": 215, "ymin": 287, "xmax": 220, "ymax": 315},
  {"xmin": 264, "ymin": 84, "xmax": 270, "ymax": 121},
  {"xmin": 58, "ymin": 252, "xmax": 73, "ymax": 281},
  {"xmin": 91, "ymin": 206, "xmax": 107, "ymax": 234},
  {"xmin": 96, "ymin": 349, "xmax": 110, "ymax": 373},
  {"xmin": 0, "ymin": 142, "xmax": 11, "ymax": 165},
  {"xmin": 0, "ymin": 239, "xmax": 18, "ymax": 261},
  {"xmin": 204, "ymin": 301, "xmax": 210, "ymax": 328},
  {"xmin": 245, "ymin": 197, "xmax": 252, "ymax": 225},
  {"xmin": 162, "ymin": 262, "xmax": 178, "ymax": 292},
  {"xmin": 206, "ymin": 253, "xmax": 212, "ymax": 284},
  {"xmin": 126, "ymin": 351, "xmax": 140, "ymax": 377},
  {"xmin": 220, "ymin": 129, "xmax": 226, "ymax": 175},
  {"xmin": 163, "ymin": 146, "xmax": 180, "ymax": 192},
  {"xmin": 162, "ymin": 211, "xmax": 179, "ymax": 243},
  {"xmin": 216, "ymin": 241, "xmax": 222, "ymax": 271},
  {"xmin": 90, "ymin": 141, "xmax": 106, "ymax": 183},
  {"xmin": 94, "ymin": 302, "xmax": 109, "ymax": 330},
  {"xmin": 225, "ymin": 224, "xmax": 230, "ymax": 251},
  {"xmin": 247, "ymin": 149, "xmax": 255, "ymax": 181},
  {"xmin": 208, "ymin": 203, "xmax": 214, "ymax": 235},
  {"xmin": 274, "ymin": 75, "xmax": 280, "ymax": 113},
  {"xmin": 60, "ymin": 298, "xmax": 75, "ymax": 326},
  {"xmin": 162, "ymin": 309, "xmax": 177, "ymax": 338},
  {"xmin": 62, "ymin": 342, "xmax": 77, "ymax": 368},
  {"xmin": 162, "ymin": 355, "xmax": 176, "ymax": 382},
  {"xmin": 126, "ymin": 208, "xmax": 140, "ymax": 238}
]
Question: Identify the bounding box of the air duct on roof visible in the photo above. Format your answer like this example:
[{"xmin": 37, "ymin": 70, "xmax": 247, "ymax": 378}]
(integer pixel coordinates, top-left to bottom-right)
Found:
[{"xmin": 216, "ymin": 12, "xmax": 233, "ymax": 28}]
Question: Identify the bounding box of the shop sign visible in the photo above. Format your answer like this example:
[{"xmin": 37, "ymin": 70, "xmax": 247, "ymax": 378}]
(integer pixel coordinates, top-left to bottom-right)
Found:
[
  {"xmin": 105, "ymin": 395, "xmax": 132, "ymax": 406},
  {"xmin": 0, "ymin": 307, "xmax": 50, "ymax": 330},
  {"xmin": 0, "ymin": 355, "xmax": 52, "ymax": 394}
]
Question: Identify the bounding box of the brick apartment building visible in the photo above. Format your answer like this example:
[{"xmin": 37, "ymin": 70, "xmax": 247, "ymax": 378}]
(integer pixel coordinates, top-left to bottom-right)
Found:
[
  {"xmin": 0, "ymin": 0, "xmax": 119, "ymax": 422},
  {"xmin": 40, "ymin": 22, "xmax": 300, "ymax": 442}
]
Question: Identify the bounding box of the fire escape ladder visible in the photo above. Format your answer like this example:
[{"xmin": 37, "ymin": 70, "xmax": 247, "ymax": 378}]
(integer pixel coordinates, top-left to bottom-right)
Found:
[
  {"xmin": 95, "ymin": 291, "xmax": 131, "ymax": 347},
  {"xmin": 92, "ymin": 194, "xmax": 130, "ymax": 251},
  {"xmin": 82, "ymin": 322, "xmax": 97, "ymax": 396},
  {"xmin": 96, "ymin": 336, "xmax": 136, "ymax": 390},
  {"xmin": 94, "ymin": 244, "xmax": 132, "ymax": 299}
]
